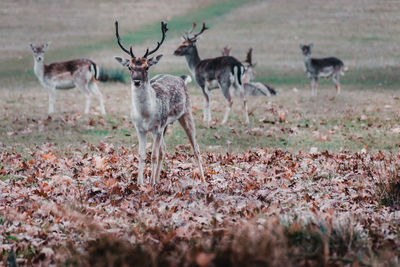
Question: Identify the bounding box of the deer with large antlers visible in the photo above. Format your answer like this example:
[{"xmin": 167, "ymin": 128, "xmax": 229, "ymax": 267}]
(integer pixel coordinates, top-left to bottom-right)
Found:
[
  {"xmin": 114, "ymin": 21, "xmax": 205, "ymax": 185},
  {"xmin": 174, "ymin": 23, "xmax": 249, "ymax": 125},
  {"xmin": 30, "ymin": 43, "xmax": 106, "ymax": 115}
]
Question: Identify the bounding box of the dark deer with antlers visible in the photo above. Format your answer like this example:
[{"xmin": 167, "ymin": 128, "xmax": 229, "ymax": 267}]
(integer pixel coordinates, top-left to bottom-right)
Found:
[
  {"xmin": 174, "ymin": 23, "xmax": 249, "ymax": 125},
  {"xmin": 114, "ymin": 21, "xmax": 205, "ymax": 185},
  {"xmin": 221, "ymin": 47, "xmax": 277, "ymax": 97}
]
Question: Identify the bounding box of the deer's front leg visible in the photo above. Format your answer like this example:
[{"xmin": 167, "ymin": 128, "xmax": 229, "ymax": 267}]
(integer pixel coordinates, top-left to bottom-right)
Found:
[
  {"xmin": 137, "ymin": 131, "xmax": 147, "ymax": 185},
  {"xmin": 202, "ymin": 86, "xmax": 211, "ymax": 126},
  {"xmin": 151, "ymin": 131, "xmax": 163, "ymax": 185},
  {"xmin": 48, "ymin": 87, "xmax": 56, "ymax": 114},
  {"xmin": 310, "ymin": 78, "xmax": 316, "ymax": 97}
]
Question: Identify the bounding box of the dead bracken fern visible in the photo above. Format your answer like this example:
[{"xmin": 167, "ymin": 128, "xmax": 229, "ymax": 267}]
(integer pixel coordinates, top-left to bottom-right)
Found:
[
  {"xmin": 62, "ymin": 216, "xmax": 396, "ymax": 266},
  {"xmin": 376, "ymin": 165, "xmax": 400, "ymax": 209}
]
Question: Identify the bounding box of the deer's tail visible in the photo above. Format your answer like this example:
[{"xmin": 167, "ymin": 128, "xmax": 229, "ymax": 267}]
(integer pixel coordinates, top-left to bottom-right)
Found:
[
  {"xmin": 89, "ymin": 60, "xmax": 100, "ymax": 80},
  {"xmin": 232, "ymin": 63, "xmax": 245, "ymax": 86},
  {"xmin": 180, "ymin": 74, "xmax": 192, "ymax": 85}
]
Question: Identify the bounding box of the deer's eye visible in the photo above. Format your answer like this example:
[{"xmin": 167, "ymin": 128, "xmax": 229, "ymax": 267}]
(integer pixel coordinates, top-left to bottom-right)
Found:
[
  {"xmin": 128, "ymin": 66, "xmax": 132, "ymax": 71},
  {"xmin": 145, "ymin": 67, "xmax": 149, "ymax": 71}
]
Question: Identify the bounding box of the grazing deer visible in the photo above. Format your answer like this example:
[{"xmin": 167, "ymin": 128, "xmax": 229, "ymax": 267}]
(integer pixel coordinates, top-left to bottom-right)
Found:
[
  {"xmin": 113, "ymin": 21, "xmax": 205, "ymax": 185},
  {"xmin": 180, "ymin": 74, "xmax": 192, "ymax": 85},
  {"xmin": 29, "ymin": 43, "xmax": 106, "ymax": 115},
  {"xmin": 300, "ymin": 43, "xmax": 346, "ymax": 96},
  {"xmin": 174, "ymin": 23, "xmax": 249, "ymax": 125},
  {"xmin": 222, "ymin": 47, "xmax": 277, "ymax": 97}
]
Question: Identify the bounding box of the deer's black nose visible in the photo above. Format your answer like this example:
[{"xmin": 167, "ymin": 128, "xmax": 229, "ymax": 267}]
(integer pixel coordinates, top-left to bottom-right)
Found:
[{"xmin": 133, "ymin": 80, "xmax": 141, "ymax": 86}]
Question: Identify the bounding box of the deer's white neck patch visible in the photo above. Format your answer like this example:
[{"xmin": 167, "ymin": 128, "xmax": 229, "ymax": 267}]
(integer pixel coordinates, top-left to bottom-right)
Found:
[
  {"xmin": 33, "ymin": 60, "xmax": 45, "ymax": 84},
  {"xmin": 303, "ymin": 55, "xmax": 312, "ymax": 71},
  {"xmin": 130, "ymin": 81, "xmax": 158, "ymax": 129}
]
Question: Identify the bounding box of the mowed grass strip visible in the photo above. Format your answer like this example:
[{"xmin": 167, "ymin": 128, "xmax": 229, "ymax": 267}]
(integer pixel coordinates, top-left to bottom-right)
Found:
[{"xmin": 0, "ymin": 0, "xmax": 246, "ymax": 87}]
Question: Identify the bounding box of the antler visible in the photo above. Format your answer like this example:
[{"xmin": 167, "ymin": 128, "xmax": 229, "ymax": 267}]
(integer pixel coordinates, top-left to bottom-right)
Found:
[
  {"xmin": 187, "ymin": 22, "xmax": 196, "ymax": 36},
  {"xmin": 143, "ymin": 22, "xmax": 168, "ymax": 58},
  {"xmin": 188, "ymin": 22, "xmax": 208, "ymax": 42},
  {"xmin": 245, "ymin": 48, "xmax": 253, "ymax": 66},
  {"xmin": 115, "ymin": 21, "xmax": 134, "ymax": 58},
  {"xmin": 182, "ymin": 22, "xmax": 197, "ymax": 41}
]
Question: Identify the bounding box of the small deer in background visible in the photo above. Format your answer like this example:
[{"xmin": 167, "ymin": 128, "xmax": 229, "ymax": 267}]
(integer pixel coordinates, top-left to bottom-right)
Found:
[
  {"xmin": 221, "ymin": 46, "xmax": 231, "ymax": 57},
  {"xmin": 174, "ymin": 23, "xmax": 249, "ymax": 125},
  {"xmin": 30, "ymin": 43, "xmax": 106, "ymax": 115},
  {"xmin": 222, "ymin": 47, "xmax": 277, "ymax": 97},
  {"xmin": 114, "ymin": 21, "xmax": 205, "ymax": 185},
  {"xmin": 300, "ymin": 43, "xmax": 346, "ymax": 96}
]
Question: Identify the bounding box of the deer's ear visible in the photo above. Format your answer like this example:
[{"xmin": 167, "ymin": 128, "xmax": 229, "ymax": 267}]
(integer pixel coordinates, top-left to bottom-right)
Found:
[
  {"xmin": 299, "ymin": 44, "xmax": 304, "ymax": 49},
  {"xmin": 148, "ymin": 54, "xmax": 163, "ymax": 67},
  {"xmin": 114, "ymin": 56, "xmax": 130, "ymax": 67},
  {"xmin": 43, "ymin": 42, "xmax": 50, "ymax": 51},
  {"xmin": 29, "ymin": 43, "xmax": 34, "ymax": 51}
]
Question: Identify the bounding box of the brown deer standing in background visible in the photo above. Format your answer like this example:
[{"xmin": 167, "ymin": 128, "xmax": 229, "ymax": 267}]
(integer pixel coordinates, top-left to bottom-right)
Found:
[
  {"xmin": 30, "ymin": 43, "xmax": 106, "ymax": 115},
  {"xmin": 114, "ymin": 21, "xmax": 205, "ymax": 185},
  {"xmin": 221, "ymin": 46, "xmax": 231, "ymax": 57},
  {"xmin": 174, "ymin": 23, "xmax": 249, "ymax": 125},
  {"xmin": 221, "ymin": 46, "xmax": 277, "ymax": 97}
]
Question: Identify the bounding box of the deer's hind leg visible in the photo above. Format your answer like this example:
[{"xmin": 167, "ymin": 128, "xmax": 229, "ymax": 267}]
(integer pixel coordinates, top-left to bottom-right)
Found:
[
  {"xmin": 74, "ymin": 79, "xmax": 92, "ymax": 114},
  {"xmin": 137, "ymin": 130, "xmax": 147, "ymax": 185},
  {"xmin": 151, "ymin": 130, "xmax": 163, "ymax": 184},
  {"xmin": 88, "ymin": 81, "xmax": 106, "ymax": 115},
  {"xmin": 178, "ymin": 112, "xmax": 205, "ymax": 183},
  {"xmin": 153, "ymin": 126, "xmax": 168, "ymax": 183},
  {"xmin": 237, "ymin": 85, "xmax": 249, "ymax": 124},
  {"xmin": 231, "ymin": 75, "xmax": 249, "ymax": 124},
  {"xmin": 218, "ymin": 79, "xmax": 233, "ymax": 125}
]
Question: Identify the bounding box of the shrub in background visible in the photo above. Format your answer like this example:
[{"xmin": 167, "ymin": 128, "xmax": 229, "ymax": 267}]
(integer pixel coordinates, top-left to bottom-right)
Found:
[{"xmin": 98, "ymin": 68, "xmax": 127, "ymax": 83}]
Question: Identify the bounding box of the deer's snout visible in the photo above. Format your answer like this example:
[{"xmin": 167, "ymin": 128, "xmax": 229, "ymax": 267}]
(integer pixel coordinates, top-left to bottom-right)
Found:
[{"xmin": 173, "ymin": 49, "xmax": 183, "ymax": 56}]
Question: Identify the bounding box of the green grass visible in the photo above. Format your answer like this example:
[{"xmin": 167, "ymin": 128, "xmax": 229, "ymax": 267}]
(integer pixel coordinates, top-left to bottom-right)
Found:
[
  {"xmin": 0, "ymin": 0, "xmax": 247, "ymax": 87},
  {"xmin": 255, "ymin": 66, "xmax": 400, "ymax": 89},
  {"xmin": 83, "ymin": 129, "xmax": 110, "ymax": 136},
  {"xmin": 0, "ymin": 174, "xmax": 10, "ymax": 181}
]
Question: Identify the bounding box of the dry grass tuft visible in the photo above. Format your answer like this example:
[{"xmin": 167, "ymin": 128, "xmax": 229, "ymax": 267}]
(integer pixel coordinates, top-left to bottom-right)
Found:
[
  {"xmin": 377, "ymin": 167, "xmax": 400, "ymax": 209},
  {"xmin": 84, "ymin": 234, "xmax": 153, "ymax": 267}
]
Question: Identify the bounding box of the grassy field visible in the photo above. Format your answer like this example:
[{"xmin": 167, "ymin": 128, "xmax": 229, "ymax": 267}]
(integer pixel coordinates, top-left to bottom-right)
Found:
[
  {"xmin": 1, "ymin": 0, "xmax": 399, "ymax": 154},
  {"xmin": 1, "ymin": 0, "xmax": 400, "ymax": 265}
]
